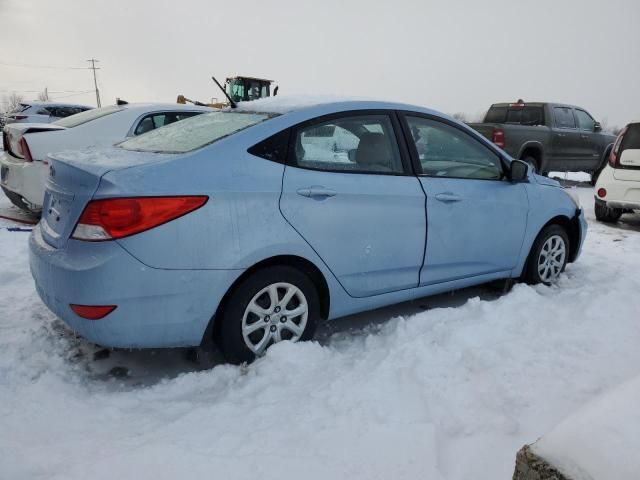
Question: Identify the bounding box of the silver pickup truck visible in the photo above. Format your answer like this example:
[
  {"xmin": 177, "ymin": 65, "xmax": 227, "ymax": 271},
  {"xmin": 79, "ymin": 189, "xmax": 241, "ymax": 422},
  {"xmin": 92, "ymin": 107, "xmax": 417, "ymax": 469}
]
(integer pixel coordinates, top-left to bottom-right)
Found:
[{"xmin": 468, "ymin": 101, "xmax": 616, "ymax": 182}]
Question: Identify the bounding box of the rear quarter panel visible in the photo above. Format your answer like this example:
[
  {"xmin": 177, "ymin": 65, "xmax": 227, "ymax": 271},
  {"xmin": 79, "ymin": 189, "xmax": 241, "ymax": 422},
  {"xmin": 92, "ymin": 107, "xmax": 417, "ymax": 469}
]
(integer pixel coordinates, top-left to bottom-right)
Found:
[{"xmin": 103, "ymin": 118, "xmax": 336, "ymax": 273}]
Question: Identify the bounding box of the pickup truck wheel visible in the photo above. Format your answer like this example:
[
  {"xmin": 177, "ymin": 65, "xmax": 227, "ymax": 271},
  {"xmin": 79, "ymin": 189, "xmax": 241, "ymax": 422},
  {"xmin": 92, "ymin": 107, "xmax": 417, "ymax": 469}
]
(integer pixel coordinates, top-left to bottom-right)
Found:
[
  {"xmin": 594, "ymin": 202, "xmax": 622, "ymax": 223},
  {"xmin": 523, "ymin": 156, "xmax": 540, "ymax": 174}
]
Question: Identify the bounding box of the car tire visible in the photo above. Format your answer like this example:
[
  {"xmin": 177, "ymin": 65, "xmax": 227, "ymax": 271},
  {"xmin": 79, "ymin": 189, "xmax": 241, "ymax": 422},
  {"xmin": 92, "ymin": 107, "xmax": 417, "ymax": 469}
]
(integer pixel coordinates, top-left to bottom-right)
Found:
[
  {"xmin": 522, "ymin": 156, "xmax": 540, "ymax": 175},
  {"xmin": 217, "ymin": 266, "xmax": 320, "ymax": 364},
  {"xmin": 594, "ymin": 202, "xmax": 622, "ymax": 223},
  {"xmin": 523, "ymin": 224, "xmax": 570, "ymax": 285}
]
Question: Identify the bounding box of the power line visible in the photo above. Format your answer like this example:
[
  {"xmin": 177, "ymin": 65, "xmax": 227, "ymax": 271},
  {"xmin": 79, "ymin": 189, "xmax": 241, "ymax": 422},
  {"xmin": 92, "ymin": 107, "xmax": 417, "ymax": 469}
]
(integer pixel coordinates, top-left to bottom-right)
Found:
[
  {"xmin": 50, "ymin": 90, "xmax": 95, "ymax": 100},
  {"xmin": 0, "ymin": 61, "xmax": 87, "ymax": 70}
]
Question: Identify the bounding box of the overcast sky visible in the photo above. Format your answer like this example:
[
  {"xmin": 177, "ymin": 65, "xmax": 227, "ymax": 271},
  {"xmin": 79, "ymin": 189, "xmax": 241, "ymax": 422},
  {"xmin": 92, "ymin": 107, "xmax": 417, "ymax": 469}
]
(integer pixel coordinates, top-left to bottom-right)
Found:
[{"xmin": 1, "ymin": 0, "xmax": 638, "ymax": 127}]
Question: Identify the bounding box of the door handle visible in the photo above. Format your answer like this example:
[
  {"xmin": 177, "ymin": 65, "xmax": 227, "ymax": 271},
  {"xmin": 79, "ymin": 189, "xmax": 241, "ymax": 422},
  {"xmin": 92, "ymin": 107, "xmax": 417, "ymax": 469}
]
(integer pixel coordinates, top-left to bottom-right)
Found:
[
  {"xmin": 435, "ymin": 192, "xmax": 462, "ymax": 203},
  {"xmin": 581, "ymin": 134, "xmax": 589, "ymax": 139},
  {"xmin": 556, "ymin": 133, "xmax": 566, "ymax": 137},
  {"xmin": 296, "ymin": 186, "xmax": 337, "ymax": 198}
]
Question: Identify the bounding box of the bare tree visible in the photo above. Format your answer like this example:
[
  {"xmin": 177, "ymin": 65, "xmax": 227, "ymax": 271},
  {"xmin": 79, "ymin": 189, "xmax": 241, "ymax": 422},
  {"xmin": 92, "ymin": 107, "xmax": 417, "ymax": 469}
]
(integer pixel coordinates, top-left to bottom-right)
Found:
[
  {"xmin": 37, "ymin": 88, "xmax": 50, "ymax": 102},
  {"xmin": 452, "ymin": 112, "xmax": 468, "ymax": 122},
  {"xmin": 0, "ymin": 92, "xmax": 25, "ymax": 114}
]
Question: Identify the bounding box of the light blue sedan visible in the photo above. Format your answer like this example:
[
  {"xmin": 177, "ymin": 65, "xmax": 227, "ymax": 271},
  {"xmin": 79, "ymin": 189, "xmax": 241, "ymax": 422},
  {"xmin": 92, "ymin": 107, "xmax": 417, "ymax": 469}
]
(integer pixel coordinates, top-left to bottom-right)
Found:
[{"xmin": 29, "ymin": 100, "xmax": 587, "ymax": 363}]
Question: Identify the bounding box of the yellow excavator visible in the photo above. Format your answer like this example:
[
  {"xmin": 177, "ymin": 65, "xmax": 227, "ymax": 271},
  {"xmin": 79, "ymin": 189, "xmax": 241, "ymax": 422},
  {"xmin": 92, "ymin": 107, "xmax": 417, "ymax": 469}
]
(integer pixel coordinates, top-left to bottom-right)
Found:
[{"xmin": 177, "ymin": 76, "xmax": 278, "ymax": 109}]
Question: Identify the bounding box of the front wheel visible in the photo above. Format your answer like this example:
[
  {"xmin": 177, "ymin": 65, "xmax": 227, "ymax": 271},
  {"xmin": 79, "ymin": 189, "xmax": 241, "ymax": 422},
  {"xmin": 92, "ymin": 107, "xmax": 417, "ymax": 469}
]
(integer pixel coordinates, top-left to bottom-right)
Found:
[
  {"xmin": 217, "ymin": 266, "xmax": 320, "ymax": 364},
  {"xmin": 594, "ymin": 202, "xmax": 622, "ymax": 223},
  {"xmin": 523, "ymin": 225, "xmax": 569, "ymax": 285}
]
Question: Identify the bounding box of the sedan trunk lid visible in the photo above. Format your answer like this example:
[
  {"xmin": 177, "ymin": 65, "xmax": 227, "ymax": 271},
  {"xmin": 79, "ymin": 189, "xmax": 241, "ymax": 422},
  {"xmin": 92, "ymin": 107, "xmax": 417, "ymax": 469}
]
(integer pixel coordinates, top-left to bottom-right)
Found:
[{"xmin": 41, "ymin": 147, "xmax": 173, "ymax": 248}]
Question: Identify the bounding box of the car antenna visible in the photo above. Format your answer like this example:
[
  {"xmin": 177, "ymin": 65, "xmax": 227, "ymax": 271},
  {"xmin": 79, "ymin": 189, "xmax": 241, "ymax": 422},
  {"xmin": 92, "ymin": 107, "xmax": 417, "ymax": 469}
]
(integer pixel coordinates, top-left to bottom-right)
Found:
[{"xmin": 211, "ymin": 76, "xmax": 237, "ymax": 109}]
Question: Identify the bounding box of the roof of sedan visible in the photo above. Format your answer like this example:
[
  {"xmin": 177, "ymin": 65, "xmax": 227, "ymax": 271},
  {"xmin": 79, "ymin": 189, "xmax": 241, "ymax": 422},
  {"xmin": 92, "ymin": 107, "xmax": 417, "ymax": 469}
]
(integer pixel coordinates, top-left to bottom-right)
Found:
[
  {"xmin": 120, "ymin": 102, "xmax": 214, "ymax": 112},
  {"xmin": 23, "ymin": 101, "xmax": 93, "ymax": 108},
  {"xmin": 233, "ymin": 95, "xmax": 442, "ymax": 117}
]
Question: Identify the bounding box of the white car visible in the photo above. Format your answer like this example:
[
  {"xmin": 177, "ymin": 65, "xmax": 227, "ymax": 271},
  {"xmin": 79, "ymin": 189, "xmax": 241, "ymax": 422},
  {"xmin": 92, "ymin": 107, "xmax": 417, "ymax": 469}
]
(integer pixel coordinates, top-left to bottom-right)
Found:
[
  {"xmin": 1, "ymin": 101, "xmax": 93, "ymax": 127},
  {"xmin": 1, "ymin": 103, "xmax": 213, "ymax": 211},
  {"xmin": 594, "ymin": 121, "xmax": 640, "ymax": 223}
]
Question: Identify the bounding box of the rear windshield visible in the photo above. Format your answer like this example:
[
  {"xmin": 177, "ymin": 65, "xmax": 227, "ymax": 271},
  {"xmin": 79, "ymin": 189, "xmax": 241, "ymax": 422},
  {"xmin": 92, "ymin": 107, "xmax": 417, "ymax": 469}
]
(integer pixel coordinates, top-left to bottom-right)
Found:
[
  {"xmin": 119, "ymin": 111, "xmax": 274, "ymax": 153},
  {"xmin": 484, "ymin": 105, "xmax": 544, "ymax": 125},
  {"xmin": 54, "ymin": 105, "xmax": 123, "ymax": 128},
  {"xmin": 620, "ymin": 124, "xmax": 640, "ymax": 152},
  {"xmin": 8, "ymin": 103, "xmax": 31, "ymax": 114}
]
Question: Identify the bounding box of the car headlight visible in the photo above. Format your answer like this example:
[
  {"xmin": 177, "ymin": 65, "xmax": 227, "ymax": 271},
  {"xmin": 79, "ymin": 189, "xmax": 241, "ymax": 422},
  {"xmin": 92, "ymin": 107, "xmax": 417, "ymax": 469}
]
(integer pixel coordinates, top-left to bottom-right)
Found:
[{"xmin": 564, "ymin": 189, "xmax": 581, "ymax": 208}]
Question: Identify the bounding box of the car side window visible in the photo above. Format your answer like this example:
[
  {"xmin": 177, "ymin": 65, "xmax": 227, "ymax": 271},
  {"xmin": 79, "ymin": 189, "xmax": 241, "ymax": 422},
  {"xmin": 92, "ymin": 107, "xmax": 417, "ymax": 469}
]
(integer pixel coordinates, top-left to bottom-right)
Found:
[
  {"xmin": 575, "ymin": 110, "xmax": 595, "ymax": 131},
  {"xmin": 134, "ymin": 115, "xmax": 156, "ymax": 135},
  {"xmin": 292, "ymin": 115, "xmax": 403, "ymax": 174},
  {"xmin": 134, "ymin": 112, "xmax": 202, "ymax": 136},
  {"xmin": 36, "ymin": 108, "xmax": 51, "ymax": 115},
  {"xmin": 54, "ymin": 107, "xmax": 73, "ymax": 118},
  {"xmin": 553, "ymin": 107, "xmax": 577, "ymax": 129},
  {"xmin": 406, "ymin": 116, "xmax": 502, "ymax": 180},
  {"xmin": 248, "ymin": 129, "xmax": 290, "ymax": 163}
]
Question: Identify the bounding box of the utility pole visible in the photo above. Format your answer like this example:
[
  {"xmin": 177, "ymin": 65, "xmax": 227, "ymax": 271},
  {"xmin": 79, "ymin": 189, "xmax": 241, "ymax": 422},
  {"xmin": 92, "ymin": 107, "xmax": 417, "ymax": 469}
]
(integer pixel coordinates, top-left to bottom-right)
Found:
[{"xmin": 87, "ymin": 58, "xmax": 101, "ymax": 107}]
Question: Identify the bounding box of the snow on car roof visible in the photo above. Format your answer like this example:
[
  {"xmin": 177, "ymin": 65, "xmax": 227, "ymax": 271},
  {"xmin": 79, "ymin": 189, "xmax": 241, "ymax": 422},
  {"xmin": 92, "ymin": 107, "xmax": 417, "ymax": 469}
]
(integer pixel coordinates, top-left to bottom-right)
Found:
[
  {"xmin": 233, "ymin": 95, "xmax": 357, "ymax": 114},
  {"xmin": 119, "ymin": 103, "xmax": 214, "ymax": 112},
  {"xmin": 232, "ymin": 94, "xmax": 444, "ymax": 119}
]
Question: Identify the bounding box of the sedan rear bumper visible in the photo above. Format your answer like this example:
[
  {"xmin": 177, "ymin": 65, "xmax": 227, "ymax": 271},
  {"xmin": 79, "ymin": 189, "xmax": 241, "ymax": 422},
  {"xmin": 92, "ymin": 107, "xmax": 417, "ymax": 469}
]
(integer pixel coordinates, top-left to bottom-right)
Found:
[
  {"xmin": 29, "ymin": 224, "xmax": 243, "ymax": 348},
  {"xmin": 0, "ymin": 152, "xmax": 48, "ymax": 209}
]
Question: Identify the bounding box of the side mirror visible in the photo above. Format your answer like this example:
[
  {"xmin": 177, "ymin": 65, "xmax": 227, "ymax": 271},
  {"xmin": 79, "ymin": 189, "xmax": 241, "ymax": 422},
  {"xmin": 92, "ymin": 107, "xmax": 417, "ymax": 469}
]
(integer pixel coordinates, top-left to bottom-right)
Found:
[
  {"xmin": 594, "ymin": 121, "xmax": 602, "ymax": 132},
  {"xmin": 509, "ymin": 159, "xmax": 529, "ymax": 182}
]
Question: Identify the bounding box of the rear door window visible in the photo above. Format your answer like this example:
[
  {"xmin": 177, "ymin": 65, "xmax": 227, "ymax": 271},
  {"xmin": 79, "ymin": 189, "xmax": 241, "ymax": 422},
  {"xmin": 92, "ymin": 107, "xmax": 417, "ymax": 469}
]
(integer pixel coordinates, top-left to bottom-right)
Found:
[
  {"xmin": 292, "ymin": 114, "xmax": 404, "ymax": 174},
  {"xmin": 553, "ymin": 107, "xmax": 577, "ymax": 129}
]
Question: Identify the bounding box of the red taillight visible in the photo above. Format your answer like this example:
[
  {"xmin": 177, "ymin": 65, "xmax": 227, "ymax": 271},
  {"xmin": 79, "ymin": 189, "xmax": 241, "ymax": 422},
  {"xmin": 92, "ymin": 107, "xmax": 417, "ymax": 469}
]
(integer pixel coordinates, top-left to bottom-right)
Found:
[
  {"xmin": 609, "ymin": 126, "xmax": 628, "ymax": 168},
  {"xmin": 17, "ymin": 137, "xmax": 33, "ymax": 162},
  {"xmin": 70, "ymin": 304, "xmax": 117, "ymax": 320},
  {"xmin": 13, "ymin": 115, "xmax": 27, "ymax": 120},
  {"xmin": 72, "ymin": 196, "xmax": 208, "ymax": 241},
  {"xmin": 597, "ymin": 188, "xmax": 607, "ymax": 198},
  {"xmin": 492, "ymin": 128, "xmax": 505, "ymax": 148}
]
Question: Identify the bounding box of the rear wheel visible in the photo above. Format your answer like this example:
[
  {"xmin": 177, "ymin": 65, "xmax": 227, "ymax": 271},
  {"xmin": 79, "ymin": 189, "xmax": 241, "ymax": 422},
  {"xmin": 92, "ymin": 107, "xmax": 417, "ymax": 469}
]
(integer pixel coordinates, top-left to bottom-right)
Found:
[
  {"xmin": 594, "ymin": 202, "xmax": 622, "ymax": 223},
  {"xmin": 217, "ymin": 266, "xmax": 320, "ymax": 364},
  {"xmin": 524, "ymin": 224, "xmax": 569, "ymax": 285}
]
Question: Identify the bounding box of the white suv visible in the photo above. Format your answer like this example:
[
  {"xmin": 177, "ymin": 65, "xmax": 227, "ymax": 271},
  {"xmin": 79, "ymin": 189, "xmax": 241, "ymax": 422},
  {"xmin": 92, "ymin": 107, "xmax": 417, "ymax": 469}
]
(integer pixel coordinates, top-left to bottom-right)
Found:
[{"xmin": 594, "ymin": 121, "xmax": 640, "ymax": 223}]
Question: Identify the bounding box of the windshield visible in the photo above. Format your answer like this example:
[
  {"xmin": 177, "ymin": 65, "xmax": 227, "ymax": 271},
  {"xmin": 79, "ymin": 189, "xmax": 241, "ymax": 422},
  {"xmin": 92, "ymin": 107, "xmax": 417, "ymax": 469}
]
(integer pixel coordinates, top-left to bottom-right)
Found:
[
  {"xmin": 54, "ymin": 105, "xmax": 123, "ymax": 128},
  {"xmin": 119, "ymin": 111, "xmax": 274, "ymax": 153}
]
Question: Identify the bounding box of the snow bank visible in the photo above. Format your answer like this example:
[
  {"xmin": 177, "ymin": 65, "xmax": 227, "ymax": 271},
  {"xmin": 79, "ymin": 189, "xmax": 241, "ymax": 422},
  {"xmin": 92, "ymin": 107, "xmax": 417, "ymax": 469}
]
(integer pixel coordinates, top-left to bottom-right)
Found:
[
  {"xmin": 1, "ymin": 187, "xmax": 640, "ymax": 480},
  {"xmin": 532, "ymin": 375, "xmax": 640, "ymax": 480}
]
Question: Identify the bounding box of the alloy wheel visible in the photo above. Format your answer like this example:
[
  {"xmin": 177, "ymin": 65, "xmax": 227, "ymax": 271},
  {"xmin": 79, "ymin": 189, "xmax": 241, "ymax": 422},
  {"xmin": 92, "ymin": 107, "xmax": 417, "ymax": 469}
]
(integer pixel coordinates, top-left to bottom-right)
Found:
[
  {"xmin": 241, "ymin": 282, "xmax": 308, "ymax": 355},
  {"xmin": 537, "ymin": 234, "xmax": 566, "ymax": 282}
]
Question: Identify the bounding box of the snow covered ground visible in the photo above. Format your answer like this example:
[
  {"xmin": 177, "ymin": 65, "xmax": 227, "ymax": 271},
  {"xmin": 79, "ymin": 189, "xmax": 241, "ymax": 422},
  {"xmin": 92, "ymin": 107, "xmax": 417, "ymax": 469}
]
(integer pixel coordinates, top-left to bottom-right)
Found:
[
  {"xmin": 533, "ymin": 374, "xmax": 640, "ymax": 480},
  {"xmin": 1, "ymin": 178, "xmax": 640, "ymax": 480}
]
